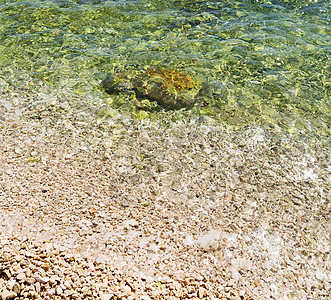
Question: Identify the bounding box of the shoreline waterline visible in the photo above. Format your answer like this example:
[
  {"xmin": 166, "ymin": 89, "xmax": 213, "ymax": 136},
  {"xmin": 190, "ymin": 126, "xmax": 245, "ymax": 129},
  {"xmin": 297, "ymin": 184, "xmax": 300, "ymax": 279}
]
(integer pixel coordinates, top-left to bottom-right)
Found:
[
  {"xmin": 1, "ymin": 0, "xmax": 330, "ymax": 297},
  {"xmin": 0, "ymin": 81, "xmax": 330, "ymax": 298}
]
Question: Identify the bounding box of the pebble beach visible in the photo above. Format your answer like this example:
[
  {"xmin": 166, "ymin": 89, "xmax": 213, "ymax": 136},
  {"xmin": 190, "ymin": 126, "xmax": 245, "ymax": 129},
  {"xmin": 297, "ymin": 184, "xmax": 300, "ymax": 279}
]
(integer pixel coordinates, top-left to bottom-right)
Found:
[{"xmin": 0, "ymin": 81, "xmax": 330, "ymax": 299}]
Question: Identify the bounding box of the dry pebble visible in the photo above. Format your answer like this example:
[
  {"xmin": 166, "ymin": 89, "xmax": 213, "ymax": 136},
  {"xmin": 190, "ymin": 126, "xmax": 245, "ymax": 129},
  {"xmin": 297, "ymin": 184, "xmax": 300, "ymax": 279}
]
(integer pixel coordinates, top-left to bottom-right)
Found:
[{"xmin": 0, "ymin": 80, "xmax": 330, "ymax": 299}]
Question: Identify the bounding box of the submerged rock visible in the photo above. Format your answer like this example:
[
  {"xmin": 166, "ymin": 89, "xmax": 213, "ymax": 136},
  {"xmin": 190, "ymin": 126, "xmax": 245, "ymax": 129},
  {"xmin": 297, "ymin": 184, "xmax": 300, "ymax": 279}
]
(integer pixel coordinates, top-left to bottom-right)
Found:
[{"xmin": 102, "ymin": 68, "xmax": 202, "ymax": 110}]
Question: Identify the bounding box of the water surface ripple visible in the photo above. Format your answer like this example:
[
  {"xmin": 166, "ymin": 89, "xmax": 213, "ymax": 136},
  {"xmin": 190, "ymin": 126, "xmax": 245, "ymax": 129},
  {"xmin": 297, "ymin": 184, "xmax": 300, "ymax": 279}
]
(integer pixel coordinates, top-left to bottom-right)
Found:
[{"xmin": 0, "ymin": 0, "xmax": 330, "ymax": 136}]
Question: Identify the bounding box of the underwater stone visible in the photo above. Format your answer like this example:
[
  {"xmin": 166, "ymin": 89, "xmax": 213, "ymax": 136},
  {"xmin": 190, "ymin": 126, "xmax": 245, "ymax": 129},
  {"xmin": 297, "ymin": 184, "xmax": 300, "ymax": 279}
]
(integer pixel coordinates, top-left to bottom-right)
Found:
[{"xmin": 102, "ymin": 68, "xmax": 202, "ymax": 110}]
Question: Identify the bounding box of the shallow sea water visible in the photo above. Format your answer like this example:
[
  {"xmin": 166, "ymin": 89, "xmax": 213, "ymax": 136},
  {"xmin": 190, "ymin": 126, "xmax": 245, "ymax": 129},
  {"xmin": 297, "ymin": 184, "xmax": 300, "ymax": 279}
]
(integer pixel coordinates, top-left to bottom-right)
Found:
[{"xmin": 0, "ymin": 0, "xmax": 330, "ymax": 136}]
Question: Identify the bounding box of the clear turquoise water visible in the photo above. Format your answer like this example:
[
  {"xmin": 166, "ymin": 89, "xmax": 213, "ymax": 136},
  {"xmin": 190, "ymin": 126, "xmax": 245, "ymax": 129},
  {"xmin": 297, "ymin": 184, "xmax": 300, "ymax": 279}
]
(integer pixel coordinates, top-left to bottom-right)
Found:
[{"xmin": 0, "ymin": 0, "xmax": 330, "ymax": 136}]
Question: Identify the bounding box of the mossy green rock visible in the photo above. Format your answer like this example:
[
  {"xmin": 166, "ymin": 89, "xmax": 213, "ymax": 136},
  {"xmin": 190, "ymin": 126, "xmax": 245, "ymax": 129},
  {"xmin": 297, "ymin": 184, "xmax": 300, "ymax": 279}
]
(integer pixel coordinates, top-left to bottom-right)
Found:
[{"xmin": 102, "ymin": 68, "xmax": 202, "ymax": 110}]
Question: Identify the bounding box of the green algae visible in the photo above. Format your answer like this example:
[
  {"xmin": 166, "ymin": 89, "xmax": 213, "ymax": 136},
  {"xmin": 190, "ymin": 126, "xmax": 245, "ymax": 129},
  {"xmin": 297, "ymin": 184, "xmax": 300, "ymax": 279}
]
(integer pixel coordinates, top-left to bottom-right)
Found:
[{"xmin": 0, "ymin": 0, "xmax": 329, "ymax": 137}]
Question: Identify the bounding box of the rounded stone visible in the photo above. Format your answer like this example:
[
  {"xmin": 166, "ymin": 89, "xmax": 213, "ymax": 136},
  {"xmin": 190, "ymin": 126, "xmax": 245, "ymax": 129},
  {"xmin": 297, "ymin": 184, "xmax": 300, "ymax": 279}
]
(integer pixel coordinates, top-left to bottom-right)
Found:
[{"xmin": 1, "ymin": 289, "xmax": 17, "ymax": 300}]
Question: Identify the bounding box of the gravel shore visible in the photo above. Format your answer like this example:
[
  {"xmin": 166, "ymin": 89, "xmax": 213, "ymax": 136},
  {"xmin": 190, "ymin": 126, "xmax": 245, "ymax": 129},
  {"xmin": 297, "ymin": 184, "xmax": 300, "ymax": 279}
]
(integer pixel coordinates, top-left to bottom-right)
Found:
[{"xmin": 0, "ymin": 81, "xmax": 330, "ymax": 299}]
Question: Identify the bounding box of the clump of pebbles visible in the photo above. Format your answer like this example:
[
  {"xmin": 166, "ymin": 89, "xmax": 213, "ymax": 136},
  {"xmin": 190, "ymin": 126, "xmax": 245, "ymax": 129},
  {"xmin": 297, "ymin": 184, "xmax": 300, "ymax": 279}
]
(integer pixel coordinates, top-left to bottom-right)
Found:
[
  {"xmin": 0, "ymin": 77, "xmax": 330, "ymax": 299},
  {"xmin": 0, "ymin": 236, "xmax": 224, "ymax": 299}
]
